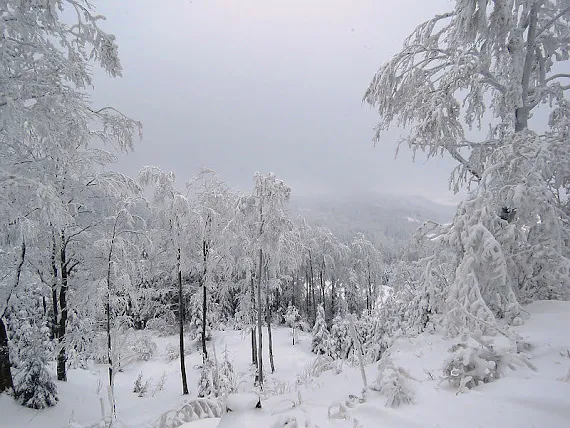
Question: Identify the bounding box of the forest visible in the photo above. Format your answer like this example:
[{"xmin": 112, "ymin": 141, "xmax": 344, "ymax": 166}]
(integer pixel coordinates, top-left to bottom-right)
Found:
[{"xmin": 0, "ymin": 1, "xmax": 569, "ymax": 427}]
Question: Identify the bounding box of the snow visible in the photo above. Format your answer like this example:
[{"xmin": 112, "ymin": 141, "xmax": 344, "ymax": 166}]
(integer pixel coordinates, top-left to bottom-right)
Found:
[
  {"xmin": 180, "ymin": 419, "xmax": 219, "ymax": 428},
  {"xmin": 224, "ymin": 393, "xmax": 260, "ymax": 411},
  {"xmin": 1, "ymin": 301, "xmax": 569, "ymax": 427}
]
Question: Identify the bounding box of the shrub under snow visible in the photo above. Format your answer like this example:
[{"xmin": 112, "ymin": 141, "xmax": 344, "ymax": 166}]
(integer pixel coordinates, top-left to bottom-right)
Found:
[
  {"xmin": 130, "ymin": 331, "xmax": 158, "ymax": 361},
  {"xmin": 442, "ymin": 336, "xmax": 501, "ymax": 392},
  {"xmin": 371, "ymin": 355, "xmax": 415, "ymax": 408}
]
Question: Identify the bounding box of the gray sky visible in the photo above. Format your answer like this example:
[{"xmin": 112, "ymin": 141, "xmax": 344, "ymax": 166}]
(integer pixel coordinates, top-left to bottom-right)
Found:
[{"xmin": 91, "ymin": 0, "xmax": 460, "ymax": 204}]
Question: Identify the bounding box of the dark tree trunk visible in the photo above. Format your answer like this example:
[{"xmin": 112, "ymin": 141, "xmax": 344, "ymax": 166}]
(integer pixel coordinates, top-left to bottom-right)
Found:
[
  {"xmin": 178, "ymin": 247, "xmax": 189, "ymax": 395},
  {"xmin": 256, "ymin": 248, "xmax": 264, "ymax": 386},
  {"xmin": 201, "ymin": 239, "xmax": 209, "ymax": 360},
  {"xmin": 266, "ymin": 266, "xmax": 275, "ymax": 374},
  {"xmin": 50, "ymin": 232, "xmax": 59, "ymax": 340},
  {"xmin": 292, "ymin": 276, "xmax": 296, "ymax": 308},
  {"xmin": 367, "ymin": 260, "xmax": 373, "ymax": 313},
  {"xmin": 305, "ymin": 269, "xmax": 310, "ymax": 318},
  {"xmin": 309, "ymin": 253, "xmax": 316, "ymax": 323},
  {"xmin": 251, "ymin": 327, "xmax": 257, "ymax": 366},
  {"xmin": 0, "ymin": 240, "xmax": 26, "ymax": 392},
  {"xmin": 57, "ymin": 233, "xmax": 68, "ymax": 382},
  {"xmin": 319, "ymin": 260, "xmax": 326, "ymax": 316},
  {"xmin": 201, "ymin": 281, "xmax": 207, "ymax": 359},
  {"xmin": 105, "ymin": 227, "xmax": 117, "ymax": 419},
  {"xmin": 267, "ymin": 308, "xmax": 275, "ymax": 373},
  {"xmin": 0, "ymin": 319, "xmax": 12, "ymax": 393},
  {"xmin": 331, "ymin": 276, "xmax": 336, "ymax": 320},
  {"xmin": 250, "ymin": 276, "xmax": 258, "ymax": 367}
]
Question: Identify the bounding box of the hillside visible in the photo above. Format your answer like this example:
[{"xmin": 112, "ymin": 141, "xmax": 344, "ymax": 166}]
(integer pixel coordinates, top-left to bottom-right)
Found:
[{"xmin": 289, "ymin": 192, "xmax": 456, "ymax": 248}]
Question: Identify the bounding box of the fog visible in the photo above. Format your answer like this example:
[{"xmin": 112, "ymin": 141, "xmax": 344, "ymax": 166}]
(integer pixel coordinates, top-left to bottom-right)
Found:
[{"xmin": 91, "ymin": 0, "xmax": 461, "ymax": 204}]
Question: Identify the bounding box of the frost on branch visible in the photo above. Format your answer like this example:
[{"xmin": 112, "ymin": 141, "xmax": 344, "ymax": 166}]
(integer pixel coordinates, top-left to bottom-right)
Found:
[{"xmin": 364, "ymin": 1, "xmax": 570, "ymax": 191}]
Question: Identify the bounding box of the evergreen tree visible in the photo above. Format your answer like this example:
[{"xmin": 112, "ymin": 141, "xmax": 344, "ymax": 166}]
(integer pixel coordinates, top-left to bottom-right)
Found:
[
  {"xmin": 197, "ymin": 357, "xmax": 217, "ymax": 398},
  {"xmin": 10, "ymin": 287, "xmax": 57, "ymax": 409},
  {"xmin": 311, "ymin": 304, "xmax": 330, "ymax": 355},
  {"xmin": 330, "ymin": 316, "xmax": 350, "ymax": 359},
  {"xmin": 217, "ymin": 348, "xmax": 236, "ymax": 398},
  {"xmin": 190, "ymin": 293, "xmax": 212, "ymax": 342},
  {"xmin": 284, "ymin": 304, "xmax": 300, "ymax": 345}
]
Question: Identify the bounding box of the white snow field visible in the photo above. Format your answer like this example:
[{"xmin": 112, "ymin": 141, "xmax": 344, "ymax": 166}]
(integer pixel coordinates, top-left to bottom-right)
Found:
[{"xmin": 0, "ymin": 301, "xmax": 568, "ymax": 428}]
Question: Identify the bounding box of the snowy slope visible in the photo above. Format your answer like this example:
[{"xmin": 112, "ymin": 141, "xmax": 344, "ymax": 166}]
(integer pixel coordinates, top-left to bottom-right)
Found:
[
  {"xmin": 289, "ymin": 192, "xmax": 455, "ymax": 248},
  {"xmin": 0, "ymin": 301, "xmax": 568, "ymax": 428}
]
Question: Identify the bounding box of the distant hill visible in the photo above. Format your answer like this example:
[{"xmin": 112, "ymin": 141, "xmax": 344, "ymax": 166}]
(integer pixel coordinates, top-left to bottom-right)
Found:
[{"xmin": 288, "ymin": 192, "xmax": 456, "ymax": 250}]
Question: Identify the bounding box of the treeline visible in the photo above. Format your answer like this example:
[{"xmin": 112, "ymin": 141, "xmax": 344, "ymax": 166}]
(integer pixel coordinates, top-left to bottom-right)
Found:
[{"xmin": 0, "ymin": 156, "xmax": 395, "ymax": 408}]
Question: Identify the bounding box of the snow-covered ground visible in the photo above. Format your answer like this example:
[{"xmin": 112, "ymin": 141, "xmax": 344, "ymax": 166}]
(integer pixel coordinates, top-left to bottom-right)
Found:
[{"xmin": 1, "ymin": 301, "xmax": 569, "ymax": 428}]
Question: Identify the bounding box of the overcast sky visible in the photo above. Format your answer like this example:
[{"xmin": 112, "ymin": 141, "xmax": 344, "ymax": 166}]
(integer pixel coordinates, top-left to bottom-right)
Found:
[{"xmin": 91, "ymin": 0, "xmax": 461, "ymax": 204}]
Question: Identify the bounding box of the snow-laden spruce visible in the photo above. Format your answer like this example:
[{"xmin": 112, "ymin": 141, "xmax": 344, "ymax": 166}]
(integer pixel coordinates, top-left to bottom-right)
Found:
[
  {"xmin": 311, "ymin": 304, "xmax": 330, "ymax": 355},
  {"xmin": 9, "ymin": 286, "xmax": 57, "ymax": 409}
]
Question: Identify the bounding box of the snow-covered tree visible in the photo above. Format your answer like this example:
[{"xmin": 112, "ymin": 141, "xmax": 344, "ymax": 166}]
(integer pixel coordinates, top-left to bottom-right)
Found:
[
  {"xmin": 243, "ymin": 172, "xmax": 291, "ymax": 385},
  {"xmin": 187, "ymin": 170, "xmax": 236, "ymax": 360},
  {"xmin": 197, "ymin": 357, "xmax": 217, "ymax": 398},
  {"xmin": 284, "ymin": 304, "xmax": 301, "ymax": 345},
  {"xmin": 1, "ymin": 0, "xmax": 140, "ymax": 391},
  {"xmin": 350, "ymin": 233, "xmax": 382, "ymax": 313},
  {"xmin": 329, "ymin": 316, "xmax": 351, "ymax": 360},
  {"xmin": 189, "ymin": 292, "xmax": 212, "ymax": 343},
  {"xmin": 365, "ymin": 0, "xmax": 570, "ymax": 189},
  {"xmin": 139, "ymin": 167, "xmax": 191, "ymax": 395},
  {"xmin": 9, "ymin": 285, "xmax": 57, "ymax": 409},
  {"xmin": 311, "ymin": 304, "xmax": 330, "ymax": 355},
  {"xmin": 364, "ymin": 0, "xmax": 570, "ymax": 330},
  {"xmin": 93, "ymin": 194, "xmax": 147, "ymax": 415},
  {"xmin": 217, "ymin": 348, "xmax": 236, "ymax": 398}
]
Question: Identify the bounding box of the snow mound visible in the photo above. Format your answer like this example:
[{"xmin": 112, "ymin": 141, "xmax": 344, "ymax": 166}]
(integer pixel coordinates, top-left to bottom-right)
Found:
[{"xmin": 225, "ymin": 393, "xmax": 261, "ymax": 412}]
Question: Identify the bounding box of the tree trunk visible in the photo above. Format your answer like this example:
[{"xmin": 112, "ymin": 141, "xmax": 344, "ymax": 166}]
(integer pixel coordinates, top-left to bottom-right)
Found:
[
  {"xmin": 348, "ymin": 315, "xmax": 367, "ymax": 390},
  {"xmin": 292, "ymin": 276, "xmax": 296, "ymax": 308},
  {"xmin": 57, "ymin": 233, "xmax": 68, "ymax": 382},
  {"xmin": 319, "ymin": 261, "xmax": 325, "ymax": 316},
  {"xmin": 309, "ymin": 254, "xmax": 316, "ymax": 323},
  {"xmin": 250, "ymin": 276, "xmax": 258, "ymax": 367},
  {"xmin": 50, "ymin": 232, "xmax": 59, "ymax": 340},
  {"xmin": 367, "ymin": 261, "xmax": 373, "ymax": 313},
  {"xmin": 305, "ymin": 269, "xmax": 310, "ymax": 319},
  {"xmin": 201, "ymin": 239, "xmax": 209, "ymax": 360},
  {"xmin": 251, "ymin": 327, "xmax": 257, "ymax": 366},
  {"xmin": 178, "ymin": 247, "xmax": 189, "ymax": 395},
  {"xmin": 256, "ymin": 248, "xmax": 264, "ymax": 386},
  {"xmin": 331, "ymin": 276, "xmax": 336, "ymax": 320},
  {"xmin": 515, "ymin": 2, "xmax": 539, "ymax": 132},
  {"xmin": 105, "ymin": 228, "xmax": 117, "ymax": 417},
  {"xmin": 201, "ymin": 282, "xmax": 207, "ymax": 359},
  {"xmin": 0, "ymin": 240, "xmax": 26, "ymax": 393},
  {"xmin": 0, "ymin": 319, "xmax": 12, "ymax": 393},
  {"xmin": 267, "ymin": 312, "xmax": 275, "ymax": 373},
  {"xmin": 266, "ymin": 267, "xmax": 275, "ymax": 374}
]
